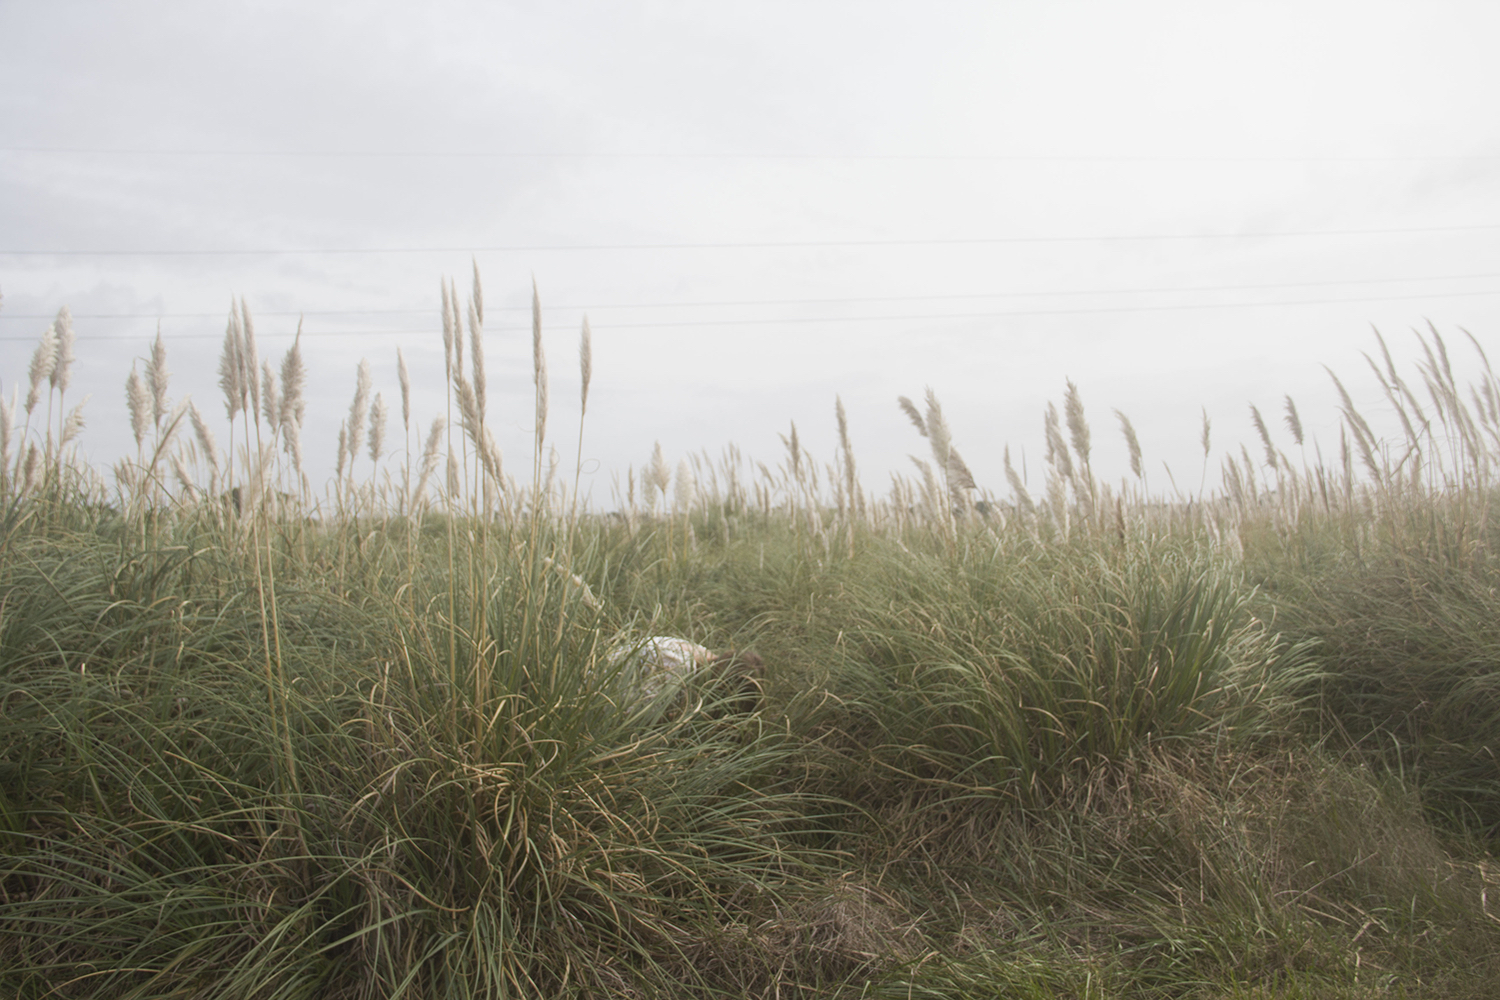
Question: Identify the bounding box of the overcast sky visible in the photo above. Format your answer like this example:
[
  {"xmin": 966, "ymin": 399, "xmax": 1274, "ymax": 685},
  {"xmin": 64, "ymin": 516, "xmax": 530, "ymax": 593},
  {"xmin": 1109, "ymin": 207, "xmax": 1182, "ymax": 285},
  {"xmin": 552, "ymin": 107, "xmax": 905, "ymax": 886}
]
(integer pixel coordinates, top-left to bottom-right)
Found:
[{"xmin": 4, "ymin": 2, "xmax": 1499, "ymax": 504}]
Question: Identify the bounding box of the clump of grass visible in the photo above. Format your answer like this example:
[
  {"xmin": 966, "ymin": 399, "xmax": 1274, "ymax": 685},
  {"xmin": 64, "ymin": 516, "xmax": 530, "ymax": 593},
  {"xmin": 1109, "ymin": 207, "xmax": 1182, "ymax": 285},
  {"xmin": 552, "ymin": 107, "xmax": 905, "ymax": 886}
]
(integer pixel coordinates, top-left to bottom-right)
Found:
[{"xmin": 809, "ymin": 538, "xmax": 1316, "ymax": 826}]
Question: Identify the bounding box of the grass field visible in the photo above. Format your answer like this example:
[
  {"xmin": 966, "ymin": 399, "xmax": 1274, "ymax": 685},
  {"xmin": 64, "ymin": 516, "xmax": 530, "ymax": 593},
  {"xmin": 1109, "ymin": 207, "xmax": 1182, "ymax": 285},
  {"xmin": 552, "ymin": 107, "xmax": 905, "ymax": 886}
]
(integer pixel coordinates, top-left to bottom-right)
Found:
[{"xmin": 4, "ymin": 284, "xmax": 1500, "ymax": 997}]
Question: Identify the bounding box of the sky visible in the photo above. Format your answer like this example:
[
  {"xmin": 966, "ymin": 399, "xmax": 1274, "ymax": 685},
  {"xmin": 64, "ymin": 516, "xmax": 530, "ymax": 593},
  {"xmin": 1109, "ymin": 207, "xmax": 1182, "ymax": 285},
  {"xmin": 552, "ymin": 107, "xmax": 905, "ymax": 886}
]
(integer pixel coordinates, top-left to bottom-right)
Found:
[{"xmin": 3, "ymin": 1, "xmax": 1500, "ymax": 506}]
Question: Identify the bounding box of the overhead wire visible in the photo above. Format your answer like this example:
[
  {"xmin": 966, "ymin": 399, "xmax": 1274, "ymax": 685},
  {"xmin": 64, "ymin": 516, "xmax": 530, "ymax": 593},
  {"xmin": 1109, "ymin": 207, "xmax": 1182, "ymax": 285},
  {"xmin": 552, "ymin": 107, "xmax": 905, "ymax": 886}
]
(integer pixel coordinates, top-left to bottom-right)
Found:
[
  {"xmin": 5, "ymin": 221, "xmax": 1500, "ymax": 257},
  {"xmin": 4, "ymin": 286, "xmax": 1498, "ymax": 343},
  {"xmin": 3, "ymin": 146, "xmax": 1498, "ymax": 163},
  {"xmin": 3, "ymin": 270, "xmax": 1500, "ymax": 322}
]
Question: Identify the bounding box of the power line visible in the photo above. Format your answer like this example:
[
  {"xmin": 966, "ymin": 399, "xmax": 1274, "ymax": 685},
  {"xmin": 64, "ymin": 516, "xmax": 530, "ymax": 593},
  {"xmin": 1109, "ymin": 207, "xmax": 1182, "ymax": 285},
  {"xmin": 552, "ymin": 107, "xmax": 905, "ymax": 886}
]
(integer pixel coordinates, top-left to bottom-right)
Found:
[
  {"xmin": 4, "ymin": 146, "xmax": 1497, "ymax": 162},
  {"xmin": 4, "ymin": 271, "xmax": 1500, "ymax": 321},
  {"xmin": 4, "ymin": 287, "xmax": 1496, "ymax": 343},
  {"xmin": 4, "ymin": 223, "xmax": 1499, "ymax": 257}
]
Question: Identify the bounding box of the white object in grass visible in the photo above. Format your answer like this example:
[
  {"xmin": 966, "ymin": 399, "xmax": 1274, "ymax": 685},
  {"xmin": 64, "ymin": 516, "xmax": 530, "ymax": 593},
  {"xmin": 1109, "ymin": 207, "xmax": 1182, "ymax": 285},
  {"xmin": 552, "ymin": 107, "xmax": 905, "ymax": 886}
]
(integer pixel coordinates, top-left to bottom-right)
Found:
[{"xmin": 607, "ymin": 636, "xmax": 716, "ymax": 708}]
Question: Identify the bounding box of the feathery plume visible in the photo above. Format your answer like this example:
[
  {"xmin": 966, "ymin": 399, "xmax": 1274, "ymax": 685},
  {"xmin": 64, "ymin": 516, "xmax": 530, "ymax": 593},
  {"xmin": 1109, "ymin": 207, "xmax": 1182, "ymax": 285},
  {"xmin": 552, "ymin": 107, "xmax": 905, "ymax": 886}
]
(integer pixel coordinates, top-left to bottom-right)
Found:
[
  {"xmin": 1325, "ymin": 367, "xmax": 1380, "ymax": 481},
  {"xmin": 368, "ymin": 392, "xmax": 387, "ymax": 463},
  {"xmin": 1240, "ymin": 445, "xmax": 1260, "ymax": 499},
  {"xmin": 346, "ymin": 359, "xmax": 371, "ymax": 461},
  {"xmin": 22, "ymin": 444, "xmax": 39, "ymax": 494},
  {"xmin": 909, "ymin": 456, "xmax": 941, "ymax": 518},
  {"xmin": 336, "ymin": 422, "xmax": 349, "ymax": 480},
  {"xmin": 923, "ymin": 388, "xmax": 951, "ymax": 473},
  {"xmin": 1044, "ymin": 403, "xmax": 1074, "ymax": 479},
  {"xmin": 1249, "ymin": 404, "xmax": 1276, "ymax": 469},
  {"xmin": 579, "ymin": 317, "xmax": 593, "ymax": 416},
  {"xmin": 171, "ymin": 451, "xmax": 196, "ymax": 497},
  {"xmin": 25, "ymin": 323, "xmax": 58, "ymax": 416},
  {"xmin": 449, "ymin": 279, "xmax": 463, "ymax": 375},
  {"xmin": 261, "ymin": 362, "xmax": 280, "ymax": 435},
  {"xmin": 532, "ymin": 279, "xmax": 548, "ymax": 446},
  {"xmin": 446, "ymin": 447, "xmax": 460, "ymax": 497},
  {"xmin": 279, "ymin": 323, "xmax": 306, "ymax": 430},
  {"xmin": 146, "ymin": 328, "xmax": 170, "ymax": 423},
  {"xmin": 1114, "ymin": 409, "xmax": 1142, "ymax": 478},
  {"xmin": 454, "ymin": 374, "xmax": 482, "ymax": 445},
  {"xmin": 783, "ymin": 421, "xmax": 802, "ymax": 483},
  {"xmin": 1003, "ymin": 445, "xmax": 1034, "ymax": 514},
  {"xmin": 1063, "ymin": 379, "xmax": 1091, "ymax": 468},
  {"xmin": 218, "ymin": 310, "xmax": 244, "ymax": 421},
  {"xmin": 282, "ymin": 417, "xmax": 303, "ymax": 478},
  {"xmin": 947, "ymin": 447, "xmax": 976, "ymax": 493},
  {"xmin": 440, "ymin": 280, "xmax": 455, "ymax": 380},
  {"xmin": 1283, "ymin": 395, "xmax": 1304, "ymax": 446},
  {"xmin": 413, "ymin": 416, "xmax": 446, "ymax": 500},
  {"xmin": 51, "ymin": 306, "xmax": 75, "ymax": 394},
  {"xmin": 836, "ymin": 395, "xmax": 858, "ymax": 513},
  {"xmin": 126, "ymin": 365, "xmax": 151, "ymax": 448},
  {"xmin": 189, "ymin": 401, "xmax": 220, "ymax": 475},
  {"xmin": 479, "ymin": 426, "xmax": 503, "ymax": 484},
  {"xmin": 239, "ymin": 299, "xmax": 259, "ymax": 420},
  {"xmin": 648, "ymin": 441, "xmax": 671, "ymax": 505},
  {"xmin": 60, "ymin": 400, "xmax": 87, "ymax": 448},
  {"xmin": 397, "ymin": 347, "xmax": 411, "ymax": 433},
  {"xmin": 897, "ymin": 395, "xmax": 927, "ymax": 437},
  {"xmin": 468, "ymin": 296, "xmax": 486, "ymax": 422},
  {"xmin": 471, "ymin": 258, "xmax": 484, "ymax": 326},
  {"xmin": 1200, "ymin": 407, "xmax": 1212, "ymax": 459},
  {"xmin": 674, "ymin": 458, "xmax": 696, "ymax": 514}
]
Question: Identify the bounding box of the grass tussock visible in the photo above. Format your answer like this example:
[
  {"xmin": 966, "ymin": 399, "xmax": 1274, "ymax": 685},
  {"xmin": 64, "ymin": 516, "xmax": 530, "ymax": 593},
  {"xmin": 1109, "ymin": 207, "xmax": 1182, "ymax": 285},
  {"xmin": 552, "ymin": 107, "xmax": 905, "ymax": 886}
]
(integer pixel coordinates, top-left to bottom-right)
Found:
[{"xmin": 2, "ymin": 283, "xmax": 1500, "ymax": 997}]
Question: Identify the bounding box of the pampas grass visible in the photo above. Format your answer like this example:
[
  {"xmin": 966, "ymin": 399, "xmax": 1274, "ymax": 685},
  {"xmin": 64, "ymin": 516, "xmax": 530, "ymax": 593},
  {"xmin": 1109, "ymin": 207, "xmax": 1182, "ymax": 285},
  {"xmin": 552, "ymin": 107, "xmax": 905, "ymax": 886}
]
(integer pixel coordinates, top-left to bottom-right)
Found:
[
  {"xmin": 368, "ymin": 392, "xmax": 387, "ymax": 465},
  {"xmin": 239, "ymin": 300, "xmax": 260, "ymax": 423},
  {"xmin": 50, "ymin": 306, "xmax": 74, "ymax": 397},
  {"xmin": 1063, "ymin": 378, "xmax": 1091, "ymax": 470},
  {"xmin": 440, "ymin": 278, "xmax": 456, "ymax": 380},
  {"xmin": 397, "ymin": 346, "xmax": 411, "ymax": 435},
  {"xmin": 414, "ymin": 415, "xmax": 445, "ymax": 504},
  {"xmin": 279, "ymin": 325, "xmax": 305, "ymax": 433},
  {"xmin": 469, "ymin": 300, "xmax": 487, "ymax": 424},
  {"xmin": 1250, "ymin": 403, "xmax": 1276, "ymax": 470},
  {"xmin": 189, "ymin": 400, "xmax": 221, "ymax": 479},
  {"xmin": 217, "ymin": 311, "xmax": 244, "ymax": 423},
  {"xmin": 147, "ymin": 328, "xmax": 170, "ymax": 424},
  {"xmin": 1043, "ymin": 400, "xmax": 1073, "ymax": 480},
  {"xmin": 1115, "ymin": 408, "xmax": 1143, "ymax": 481},
  {"xmin": 1283, "ymin": 394, "xmax": 1304, "ymax": 446},
  {"xmin": 126, "ymin": 364, "xmax": 151, "ymax": 451},
  {"xmin": 532, "ymin": 279, "xmax": 548, "ymax": 453},
  {"xmin": 345, "ymin": 358, "xmax": 371, "ymax": 469},
  {"xmin": 8, "ymin": 280, "xmax": 1500, "ymax": 998},
  {"xmin": 260, "ymin": 360, "xmax": 280, "ymax": 436},
  {"xmin": 25, "ymin": 321, "xmax": 56, "ymax": 417},
  {"xmin": 648, "ymin": 440, "xmax": 670, "ymax": 511}
]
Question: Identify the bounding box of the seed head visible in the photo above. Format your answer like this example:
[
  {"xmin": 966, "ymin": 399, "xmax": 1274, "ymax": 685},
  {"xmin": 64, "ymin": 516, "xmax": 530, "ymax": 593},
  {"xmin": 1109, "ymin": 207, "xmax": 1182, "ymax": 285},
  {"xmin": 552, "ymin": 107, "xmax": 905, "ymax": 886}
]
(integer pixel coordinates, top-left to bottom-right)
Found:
[
  {"xmin": 532, "ymin": 279, "xmax": 548, "ymax": 446},
  {"xmin": 279, "ymin": 323, "xmax": 306, "ymax": 430},
  {"xmin": 397, "ymin": 347, "xmax": 411, "ymax": 432},
  {"xmin": 26, "ymin": 323, "xmax": 58, "ymax": 415},
  {"xmin": 897, "ymin": 395, "xmax": 926, "ymax": 437},
  {"xmin": 346, "ymin": 359, "xmax": 371, "ymax": 460},
  {"xmin": 1114, "ymin": 409, "xmax": 1142, "ymax": 478},
  {"xmin": 146, "ymin": 328, "xmax": 170, "ymax": 423},
  {"xmin": 218, "ymin": 310, "xmax": 244, "ymax": 421},
  {"xmin": 126, "ymin": 364, "xmax": 151, "ymax": 448},
  {"xmin": 368, "ymin": 392, "xmax": 387, "ymax": 464},
  {"xmin": 579, "ymin": 316, "xmax": 593, "ymax": 416},
  {"xmin": 51, "ymin": 306, "xmax": 75, "ymax": 394}
]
